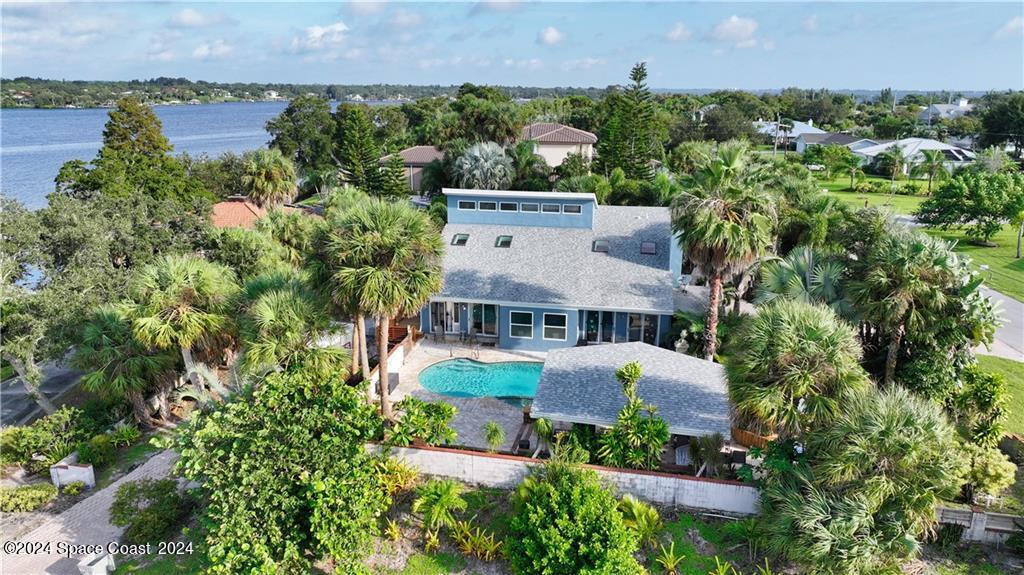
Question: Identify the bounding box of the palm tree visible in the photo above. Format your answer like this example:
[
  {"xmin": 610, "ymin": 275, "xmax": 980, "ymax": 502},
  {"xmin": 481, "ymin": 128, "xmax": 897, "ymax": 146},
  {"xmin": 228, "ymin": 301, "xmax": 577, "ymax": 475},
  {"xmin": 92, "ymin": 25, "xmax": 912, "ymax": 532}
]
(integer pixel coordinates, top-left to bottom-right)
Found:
[
  {"xmin": 876, "ymin": 144, "xmax": 911, "ymax": 191},
  {"xmin": 126, "ymin": 255, "xmax": 239, "ymax": 395},
  {"xmin": 507, "ymin": 141, "xmax": 551, "ymax": 190},
  {"xmin": 849, "ymin": 232, "xmax": 952, "ymax": 385},
  {"xmin": 412, "ymin": 479, "xmax": 467, "ymax": 532},
  {"xmin": 756, "ymin": 247, "xmax": 853, "ymax": 318},
  {"xmin": 237, "ymin": 277, "xmax": 346, "ymax": 375},
  {"xmin": 911, "ymin": 149, "xmax": 948, "ymax": 194},
  {"xmin": 321, "ymin": 200, "xmax": 443, "ymax": 419},
  {"xmin": 256, "ymin": 209, "xmax": 317, "ymax": 268},
  {"xmin": 726, "ymin": 300, "xmax": 870, "ymax": 437},
  {"xmin": 242, "ymin": 148, "xmax": 298, "ymax": 208},
  {"xmin": 452, "ymin": 142, "xmax": 514, "ymax": 190},
  {"xmin": 301, "ymin": 167, "xmax": 339, "ymax": 204},
  {"xmin": 671, "ymin": 140, "xmax": 777, "ymax": 360},
  {"xmin": 73, "ymin": 305, "xmax": 176, "ymax": 428}
]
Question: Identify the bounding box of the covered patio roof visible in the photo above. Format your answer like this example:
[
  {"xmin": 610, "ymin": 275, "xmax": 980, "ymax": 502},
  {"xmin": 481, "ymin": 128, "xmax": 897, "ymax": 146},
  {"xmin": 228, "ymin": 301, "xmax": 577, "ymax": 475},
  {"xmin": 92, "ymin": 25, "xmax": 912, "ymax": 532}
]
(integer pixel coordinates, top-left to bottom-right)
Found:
[{"xmin": 530, "ymin": 342, "xmax": 731, "ymax": 438}]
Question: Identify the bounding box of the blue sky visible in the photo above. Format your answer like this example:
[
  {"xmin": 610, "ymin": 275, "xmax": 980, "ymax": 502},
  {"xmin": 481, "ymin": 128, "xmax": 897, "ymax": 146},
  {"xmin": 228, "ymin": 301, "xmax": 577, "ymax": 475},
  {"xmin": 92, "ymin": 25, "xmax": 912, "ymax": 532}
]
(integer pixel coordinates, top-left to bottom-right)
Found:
[{"xmin": 2, "ymin": 1, "xmax": 1022, "ymax": 90}]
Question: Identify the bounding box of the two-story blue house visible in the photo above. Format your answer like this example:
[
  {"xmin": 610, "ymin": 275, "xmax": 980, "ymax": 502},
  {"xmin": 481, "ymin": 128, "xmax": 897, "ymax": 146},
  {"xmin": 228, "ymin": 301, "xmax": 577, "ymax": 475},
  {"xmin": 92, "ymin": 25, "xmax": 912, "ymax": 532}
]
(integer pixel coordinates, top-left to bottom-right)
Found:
[{"xmin": 419, "ymin": 188, "xmax": 682, "ymax": 352}]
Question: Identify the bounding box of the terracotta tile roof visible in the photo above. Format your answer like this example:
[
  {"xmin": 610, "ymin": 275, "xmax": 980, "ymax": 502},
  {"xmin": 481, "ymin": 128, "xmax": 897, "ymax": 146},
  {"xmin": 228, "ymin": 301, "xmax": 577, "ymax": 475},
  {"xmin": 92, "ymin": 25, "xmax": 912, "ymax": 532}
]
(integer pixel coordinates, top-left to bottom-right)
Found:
[
  {"xmin": 521, "ymin": 123, "xmax": 598, "ymax": 145},
  {"xmin": 381, "ymin": 145, "xmax": 444, "ymax": 166},
  {"xmin": 210, "ymin": 197, "xmax": 306, "ymax": 229}
]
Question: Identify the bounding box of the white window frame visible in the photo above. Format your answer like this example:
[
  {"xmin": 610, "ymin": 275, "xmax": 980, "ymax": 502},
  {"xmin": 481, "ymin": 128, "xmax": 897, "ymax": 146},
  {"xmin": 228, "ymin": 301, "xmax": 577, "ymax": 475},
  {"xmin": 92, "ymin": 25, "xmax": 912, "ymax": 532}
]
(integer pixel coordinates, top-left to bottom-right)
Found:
[
  {"xmin": 509, "ymin": 311, "xmax": 534, "ymax": 339},
  {"xmin": 563, "ymin": 204, "xmax": 582, "ymax": 215},
  {"xmin": 541, "ymin": 203, "xmax": 561, "ymax": 214},
  {"xmin": 457, "ymin": 200, "xmax": 476, "ymax": 211},
  {"xmin": 542, "ymin": 313, "xmax": 568, "ymax": 341},
  {"xmin": 471, "ymin": 303, "xmax": 499, "ymax": 337},
  {"xmin": 478, "ymin": 201, "xmax": 497, "ymax": 211},
  {"xmin": 451, "ymin": 233, "xmax": 469, "ymax": 246},
  {"xmin": 499, "ymin": 202, "xmax": 518, "ymax": 212},
  {"xmin": 520, "ymin": 202, "xmax": 540, "ymax": 213}
]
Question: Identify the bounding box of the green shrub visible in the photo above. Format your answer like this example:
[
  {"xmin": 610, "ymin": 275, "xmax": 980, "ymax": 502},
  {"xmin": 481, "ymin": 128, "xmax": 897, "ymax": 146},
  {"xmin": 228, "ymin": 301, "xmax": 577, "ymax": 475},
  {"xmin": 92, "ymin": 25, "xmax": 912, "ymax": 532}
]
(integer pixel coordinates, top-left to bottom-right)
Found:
[
  {"xmin": 0, "ymin": 426, "xmax": 35, "ymax": 466},
  {"xmin": 963, "ymin": 442, "xmax": 1017, "ymax": 497},
  {"xmin": 597, "ymin": 361, "xmax": 669, "ymax": 470},
  {"xmin": 110, "ymin": 479, "xmax": 189, "ymax": 545},
  {"xmin": 483, "ymin": 421, "xmax": 505, "ymax": 453},
  {"xmin": 76, "ymin": 434, "xmax": 115, "ymax": 468},
  {"xmin": 387, "ymin": 397, "xmax": 457, "ymax": 447},
  {"xmin": 377, "ymin": 458, "xmax": 419, "ymax": 496},
  {"xmin": 507, "ymin": 462, "xmax": 644, "ymax": 575},
  {"xmin": 108, "ymin": 424, "xmax": 141, "ymax": 448},
  {"xmin": 62, "ymin": 481, "xmax": 86, "ymax": 496},
  {"xmin": 0, "ymin": 483, "xmax": 57, "ymax": 512},
  {"xmin": 79, "ymin": 397, "xmax": 129, "ymax": 435}
]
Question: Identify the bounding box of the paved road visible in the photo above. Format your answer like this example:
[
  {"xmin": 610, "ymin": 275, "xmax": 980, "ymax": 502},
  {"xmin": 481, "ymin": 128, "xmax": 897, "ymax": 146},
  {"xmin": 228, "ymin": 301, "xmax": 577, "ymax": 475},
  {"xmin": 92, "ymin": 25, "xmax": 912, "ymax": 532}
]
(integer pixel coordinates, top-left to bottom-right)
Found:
[
  {"xmin": 0, "ymin": 450, "xmax": 178, "ymax": 575},
  {"xmin": 982, "ymin": 287, "xmax": 1024, "ymax": 362},
  {"xmin": 1, "ymin": 363, "xmax": 83, "ymax": 427}
]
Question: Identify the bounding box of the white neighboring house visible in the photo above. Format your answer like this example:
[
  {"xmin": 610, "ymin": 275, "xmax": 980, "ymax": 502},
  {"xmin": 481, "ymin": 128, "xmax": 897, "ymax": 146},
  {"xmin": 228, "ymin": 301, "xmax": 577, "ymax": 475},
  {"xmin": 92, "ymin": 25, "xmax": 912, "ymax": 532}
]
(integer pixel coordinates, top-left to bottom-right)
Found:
[
  {"xmin": 918, "ymin": 99, "xmax": 974, "ymax": 123},
  {"xmin": 754, "ymin": 119, "xmax": 825, "ymax": 147},
  {"xmin": 521, "ymin": 123, "xmax": 597, "ymax": 167},
  {"xmin": 853, "ymin": 137, "xmax": 976, "ymax": 173},
  {"xmin": 795, "ymin": 133, "xmax": 882, "ymax": 154}
]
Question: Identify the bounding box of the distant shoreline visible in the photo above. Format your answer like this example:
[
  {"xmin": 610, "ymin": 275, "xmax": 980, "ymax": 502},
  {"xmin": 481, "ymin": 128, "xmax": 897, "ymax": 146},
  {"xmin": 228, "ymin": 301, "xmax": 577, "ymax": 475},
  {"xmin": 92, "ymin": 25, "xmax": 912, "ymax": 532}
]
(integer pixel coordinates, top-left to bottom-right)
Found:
[{"xmin": 0, "ymin": 98, "xmax": 420, "ymax": 111}]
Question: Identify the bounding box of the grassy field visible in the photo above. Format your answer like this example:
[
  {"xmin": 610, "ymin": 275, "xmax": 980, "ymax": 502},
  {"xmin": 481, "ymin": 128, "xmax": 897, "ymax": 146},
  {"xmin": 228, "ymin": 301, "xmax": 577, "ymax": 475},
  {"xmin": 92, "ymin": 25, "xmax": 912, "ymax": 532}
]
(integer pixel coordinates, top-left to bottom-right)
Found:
[
  {"xmin": 924, "ymin": 226, "xmax": 1024, "ymax": 301},
  {"xmin": 977, "ymin": 355, "xmax": 1024, "ymax": 436},
  {"xmin": 815, "ymin": 175, "xmax": 926, "ymax": 215}
]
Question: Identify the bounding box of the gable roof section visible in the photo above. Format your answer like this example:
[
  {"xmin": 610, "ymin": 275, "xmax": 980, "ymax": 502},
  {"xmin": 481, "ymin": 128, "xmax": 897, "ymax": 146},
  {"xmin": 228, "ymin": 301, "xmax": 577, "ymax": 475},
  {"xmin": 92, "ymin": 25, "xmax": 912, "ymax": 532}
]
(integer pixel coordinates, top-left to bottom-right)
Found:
[
  {"xmin": 854, "ymin": 137, "xmax": 976, "ymax": 160},
  {"xmin": 531, "ymin": 342, "xmax": 731, "ymax": 438},
  {"xmin": 381, "ymin": 145, "xmax": 444, "ymax": 166},
  {"xmin": 438, "ymin": 205, "xmax": 674, "ymax": 313},
  {"xmin": 521, "ymin": 122, "xmax": 598, "ymax": 145},
  {"xmin": 755, "ymin": 120, "xmax": 825, "ymax": 138}
]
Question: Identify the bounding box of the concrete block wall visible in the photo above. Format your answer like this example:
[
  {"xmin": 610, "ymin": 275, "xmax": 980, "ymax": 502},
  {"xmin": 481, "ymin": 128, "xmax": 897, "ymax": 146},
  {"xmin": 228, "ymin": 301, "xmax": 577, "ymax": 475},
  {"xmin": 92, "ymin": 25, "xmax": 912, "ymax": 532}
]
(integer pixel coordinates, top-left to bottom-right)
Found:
[
  {"xmin": 371, "ymin": 443, "xmax": 759, "ymax": 516},
  {"xmin": 49, "ymin": 452, "xmax": 96, "ymax": 489}
]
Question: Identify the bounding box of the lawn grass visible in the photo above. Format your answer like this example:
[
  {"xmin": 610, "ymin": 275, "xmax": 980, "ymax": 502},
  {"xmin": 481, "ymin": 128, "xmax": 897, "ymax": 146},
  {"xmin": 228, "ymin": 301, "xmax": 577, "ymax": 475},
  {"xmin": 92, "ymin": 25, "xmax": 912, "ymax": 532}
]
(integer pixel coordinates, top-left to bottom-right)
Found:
[
  {"xmin": 647, "ymin": 513, "xmax": 747, "ymax": 575},
  {"xmin": 378, "ymin": 552, "xmax": 468, "ymax": 575},
  {"xmin": 977, "ymin": 355, "xmax": 1024, "ymax": 437},
  {"xmin": 923, "ymin": 225, "xmax": 1024, "ymax": 301},
  {"xmin": 112, "ymin": 528, "xmax": 208, "ymax": 574},
  {"xmin": 94, "ymin": 438, "xmax": 163, "ymax": 489},
  {"xmin": 815, "ymin": 175, "xmax": 926, "ymax": 215},
  {"xmin": 0, "ymin": 360, "xmax": 13, "ymax": 381}
]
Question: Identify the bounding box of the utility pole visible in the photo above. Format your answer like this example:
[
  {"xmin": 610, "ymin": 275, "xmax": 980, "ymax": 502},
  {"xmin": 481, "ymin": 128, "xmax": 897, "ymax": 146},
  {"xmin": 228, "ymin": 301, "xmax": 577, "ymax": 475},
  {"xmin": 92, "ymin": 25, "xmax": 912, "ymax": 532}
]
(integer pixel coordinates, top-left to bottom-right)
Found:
[{"xmin": 772, "ymin": 112, "xmax": 780, "ymax": 158}]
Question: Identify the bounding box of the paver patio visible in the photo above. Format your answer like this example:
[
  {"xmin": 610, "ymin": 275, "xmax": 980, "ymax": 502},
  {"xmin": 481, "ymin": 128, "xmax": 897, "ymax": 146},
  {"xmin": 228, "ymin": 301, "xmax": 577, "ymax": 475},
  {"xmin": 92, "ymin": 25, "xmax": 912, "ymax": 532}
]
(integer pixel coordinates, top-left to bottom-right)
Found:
[{"xmin": 392, "ymin": 340, "xmax": 546, "ymax": 452}]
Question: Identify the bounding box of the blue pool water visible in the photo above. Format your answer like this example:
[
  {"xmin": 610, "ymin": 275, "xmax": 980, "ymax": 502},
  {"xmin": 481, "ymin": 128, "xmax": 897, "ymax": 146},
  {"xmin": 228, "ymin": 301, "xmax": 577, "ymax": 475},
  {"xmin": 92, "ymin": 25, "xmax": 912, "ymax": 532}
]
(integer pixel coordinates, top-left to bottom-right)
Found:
[{"xmin": 419, "ymin": 359, "xmax": 543, "ymax": 399}]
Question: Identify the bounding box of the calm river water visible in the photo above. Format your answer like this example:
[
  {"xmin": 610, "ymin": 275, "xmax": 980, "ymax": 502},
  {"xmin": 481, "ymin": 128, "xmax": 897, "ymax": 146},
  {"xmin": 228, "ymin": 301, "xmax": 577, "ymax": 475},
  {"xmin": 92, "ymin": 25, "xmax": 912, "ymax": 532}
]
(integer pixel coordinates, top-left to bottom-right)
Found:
[{"xmin": 1, "ymin": 101, "xmax": 290, "ymax": 208}]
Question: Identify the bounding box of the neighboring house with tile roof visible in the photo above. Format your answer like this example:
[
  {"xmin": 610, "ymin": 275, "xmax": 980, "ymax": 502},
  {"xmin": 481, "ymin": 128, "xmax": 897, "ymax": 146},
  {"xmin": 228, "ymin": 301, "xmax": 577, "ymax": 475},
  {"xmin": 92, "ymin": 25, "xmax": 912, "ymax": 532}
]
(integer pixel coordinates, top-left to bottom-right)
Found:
[
  {"xmin": 520, "ymin": 123, "xmax": 597, "ymax": 167},
  {"xmin": 531, "ymin": 342, "xmax": 730, "ymax": 438},
  {"xmin": 380, "ymin": 145, "xmax": 444, "ymax": 192},
  {"xmin": 210, "ymin": 196, "xmax": 307, "ymax": 229},
  {"xmin": 419, "ymin": 189, "xmax": 682, "ymax": 351},
  {"xmin": 795, "ymin": 132, "xmax": 881, "ymax": 154}
]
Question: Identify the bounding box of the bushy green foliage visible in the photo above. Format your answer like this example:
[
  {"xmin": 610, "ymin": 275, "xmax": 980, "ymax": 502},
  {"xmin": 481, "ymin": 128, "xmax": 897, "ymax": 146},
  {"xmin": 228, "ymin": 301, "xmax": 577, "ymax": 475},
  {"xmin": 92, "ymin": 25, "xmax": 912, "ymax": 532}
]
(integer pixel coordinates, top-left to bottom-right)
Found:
[
  {"xmin": 451, "ymin": 520, "xmax": 503, "ymax": 561},
  {"xmin": 917, "ymin": 172, "xmax": 1024, "ymax": 243},
  {"xmin": 108, "ymin": 424, "xmax": 141, "ymax": 448},
  {"xmin": 412, "ymin": 479, "xmax": 467, "ymax": 532},
  {"xmin": 1, "ymin": 407, "xmax": 92, "ymax": 471},
  {"xmin": 62, "ymin": 481, "xmax": 86, "ymax": 496},
  {"xmin": 76, "ymin": 434, "xmax": 116, "ymax": 468},
  {"xmin": 205, "ymin": 226, "xmax": 289, "ymax": 281},
  {"xmin": 953, "ymin": 366, "xmax": 1009, "ymax": 448},
  {"xmin": 617, "ymin": 495, "xmax": 662, "ymax": 547},
  {"xmin": 110, "ymin": 478, "xmax": 190, "ymax": 544},
  {"xmin": 0, "ymin": 483, "xmax": 57, "ymax": 512},
  {"xmin": 597, "ymin": 361, "xmax": 669, "ymax": 470},
  {"xmin": 171, "ymin": 358, "xmax": 387, "ymax": 574},
  {"xmin": 387, "ymin": 397, "xmax": 458, "ymax": 447},
  {"xmin": 507, "ymin": 462, "xmax": 644, "ymax": 575},
  {"xmin": 377, "ymin": 458, "xmax": 420, "ymax": 497},
  {"xmin": 961, "ymin": 442, "xmax": 1016, "ymax": 497},
  {"xmin": 483, "ymin": 421, "xmax": 505, "ymax": 453},
  {"xmin": 759, "ymin": 388, "xmax": 965, "ymax": 575}
]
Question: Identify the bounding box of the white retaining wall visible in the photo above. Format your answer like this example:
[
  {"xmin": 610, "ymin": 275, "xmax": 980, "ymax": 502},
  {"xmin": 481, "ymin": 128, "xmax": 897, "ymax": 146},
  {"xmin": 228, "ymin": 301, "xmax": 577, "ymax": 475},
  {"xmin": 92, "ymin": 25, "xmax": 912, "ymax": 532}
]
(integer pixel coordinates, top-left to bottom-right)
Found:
[
  {"xmin": 938, "ymin": 506, "xmax": 1017, "ymax": 544},
  {"xmin": 372, "ymin": 444, "xmax": 760, "ymax": 516}
]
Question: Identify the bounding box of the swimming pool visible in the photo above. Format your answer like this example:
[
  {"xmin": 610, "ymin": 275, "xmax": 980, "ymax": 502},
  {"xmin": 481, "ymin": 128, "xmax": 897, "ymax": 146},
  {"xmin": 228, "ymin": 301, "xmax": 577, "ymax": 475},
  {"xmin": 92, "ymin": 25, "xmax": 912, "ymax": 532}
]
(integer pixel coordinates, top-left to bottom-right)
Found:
[{"xmin": 418, "ymin": 358, "xmax": 543, "ymax": 399}]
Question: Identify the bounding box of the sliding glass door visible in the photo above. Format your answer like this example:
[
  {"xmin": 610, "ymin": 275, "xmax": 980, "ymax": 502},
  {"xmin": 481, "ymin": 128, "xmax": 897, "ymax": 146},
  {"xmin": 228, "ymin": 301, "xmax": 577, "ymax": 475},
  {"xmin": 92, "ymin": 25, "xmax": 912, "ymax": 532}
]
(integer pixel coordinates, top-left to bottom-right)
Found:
[
  {"xmin": 470, "ymin": 303, "xmax": 498, "ymax": 336},
  {"xmin": 627, "ymin": 313, "xmax": 658, "ymax": 345},
  {"xmin": 430, "ymin": 302, "xmax": 461, "ymax": 333},
  {"xmin": 584, "ymin": 310, "xmax": 616, "ymax": 343}
]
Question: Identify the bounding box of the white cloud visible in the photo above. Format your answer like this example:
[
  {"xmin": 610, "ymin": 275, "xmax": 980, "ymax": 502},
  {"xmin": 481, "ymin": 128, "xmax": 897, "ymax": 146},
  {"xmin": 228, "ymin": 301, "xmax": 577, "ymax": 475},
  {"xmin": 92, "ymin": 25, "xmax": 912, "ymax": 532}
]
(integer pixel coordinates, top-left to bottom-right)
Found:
[
  {"xmin": 802, "ymin": 15, "xmax": 818, "ymax": 32},
  {"xmin": 537, "ymin": 26, "xmax": 564, "ymax": 46},
  {"xmin": 167, "ymin": 8, "xmax": 234, "ymax": 29},
  {"xmin": 504, "ymin": 57, "xmax": 543, "ymax": 70},
  {"xmin": 561, "ymin": 57, "xmax": 606, "ymax": 71},
  {"xmin": 349, "ymin": 2, "xmax": 388, "ymax": 16},
  {"xmin": 2, "ymin": 10, "xmax": 116, "ymax": 53},
  {"xmin": 708, "ymin": 15, "xmax": 759, "ymax": 47},
  {"xmin": 994, "ymin": 16, "xmax": 1023, "ymax": 40},
  {"xmin": 290, "ymin": 21, "xmax": 349, "ymax": 53},
  {"xmin": 193, "ymin": 39, "xmax": 234, "ymax": 60},
  {"xmin": 471, "ymin": 1, "xmax": 520, "ymax": 15},
  {"xmin": 390, "ymin": 9, "xmax": 423, "ymax": 29},
  {"xmin": 665, "ymin": 22, "xmax": 691, "ymax": 42}
]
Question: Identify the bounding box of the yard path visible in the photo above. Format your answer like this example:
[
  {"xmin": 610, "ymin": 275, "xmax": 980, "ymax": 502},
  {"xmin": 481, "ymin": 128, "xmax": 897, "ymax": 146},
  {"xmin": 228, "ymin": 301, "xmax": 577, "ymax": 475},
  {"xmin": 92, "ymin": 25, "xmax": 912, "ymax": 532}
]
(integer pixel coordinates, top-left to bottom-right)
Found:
[{"xmin": 1, "ymin": 450, "xmax": 178, "ymax": 575}]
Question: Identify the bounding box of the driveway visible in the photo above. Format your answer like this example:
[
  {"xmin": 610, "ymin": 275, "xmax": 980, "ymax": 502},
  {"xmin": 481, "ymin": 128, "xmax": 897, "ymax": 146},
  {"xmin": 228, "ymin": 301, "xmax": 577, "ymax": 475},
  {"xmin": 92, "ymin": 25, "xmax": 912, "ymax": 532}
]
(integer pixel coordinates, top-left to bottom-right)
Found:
[
  {"xmin": 981, "ymin": 287, "xmax": 1024, "ymax": 362},
  {"xmin": 1, "ymin": 362, "xmax": 83, "ymax": 427}
]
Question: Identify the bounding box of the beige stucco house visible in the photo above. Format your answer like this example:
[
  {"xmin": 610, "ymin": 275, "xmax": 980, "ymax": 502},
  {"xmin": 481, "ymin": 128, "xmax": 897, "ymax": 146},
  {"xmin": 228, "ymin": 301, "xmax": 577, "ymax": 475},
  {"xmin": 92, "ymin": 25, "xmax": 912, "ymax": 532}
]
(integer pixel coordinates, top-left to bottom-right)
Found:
[
  {"xmin": 380, "ymin": 145, "xmax": 445, "ymax": 192},
  {"xmin": 521, "ymin": 123, "xmax": 597, "ymax": 167}
]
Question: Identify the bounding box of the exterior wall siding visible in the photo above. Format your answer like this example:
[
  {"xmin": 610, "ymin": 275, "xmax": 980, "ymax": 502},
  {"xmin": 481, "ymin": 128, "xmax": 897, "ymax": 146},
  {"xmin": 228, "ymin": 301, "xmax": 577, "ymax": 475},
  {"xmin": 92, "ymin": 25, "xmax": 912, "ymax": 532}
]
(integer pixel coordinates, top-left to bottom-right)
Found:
[
  {"xmin": 447, "ymin": 193, "xmax": 595, "ymax": 229},
  {"xmin": 533, "ymin": 143, "xmax": 593, "ymax": 167},
  {"xmin": 499, "ymin": 305, "xmax": 580, "ymax": 351}
]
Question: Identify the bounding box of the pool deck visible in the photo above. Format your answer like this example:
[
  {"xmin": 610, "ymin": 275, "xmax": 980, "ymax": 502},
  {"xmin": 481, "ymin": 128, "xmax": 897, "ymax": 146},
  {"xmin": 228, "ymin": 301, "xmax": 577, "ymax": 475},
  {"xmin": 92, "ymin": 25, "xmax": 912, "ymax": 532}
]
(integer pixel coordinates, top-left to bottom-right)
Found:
[{"xmin": 392, "ymin": 341, "xmax": 546, "ymax": 452}]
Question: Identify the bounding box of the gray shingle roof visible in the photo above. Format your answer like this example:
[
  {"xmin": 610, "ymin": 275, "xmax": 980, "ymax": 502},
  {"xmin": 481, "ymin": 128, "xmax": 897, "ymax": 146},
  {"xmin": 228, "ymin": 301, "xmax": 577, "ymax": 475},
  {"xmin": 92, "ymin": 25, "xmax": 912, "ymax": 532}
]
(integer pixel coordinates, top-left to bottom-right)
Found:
[
  {"xmin": 530, "ymin": 342, "xmax": 731, "ymax": 438},
  {"xmin": 438, "ymin": 206, "xmax": 675, "ymax": 312}
]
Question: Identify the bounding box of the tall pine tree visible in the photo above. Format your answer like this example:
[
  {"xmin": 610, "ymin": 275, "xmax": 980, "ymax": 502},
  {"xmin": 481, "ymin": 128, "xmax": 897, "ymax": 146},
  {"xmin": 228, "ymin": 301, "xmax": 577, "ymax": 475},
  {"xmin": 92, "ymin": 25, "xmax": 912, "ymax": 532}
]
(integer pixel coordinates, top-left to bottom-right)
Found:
[
  {"xmin": 379, "ymin": 153, "xmax": 410, "ymax": 199},
  {"xmin": 334, "ymin": 105, "xmax": 383, "ymax": 192},
  {"xmin": 597, "ymin": 63, "xmax": 660, "ymax": 181}
]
